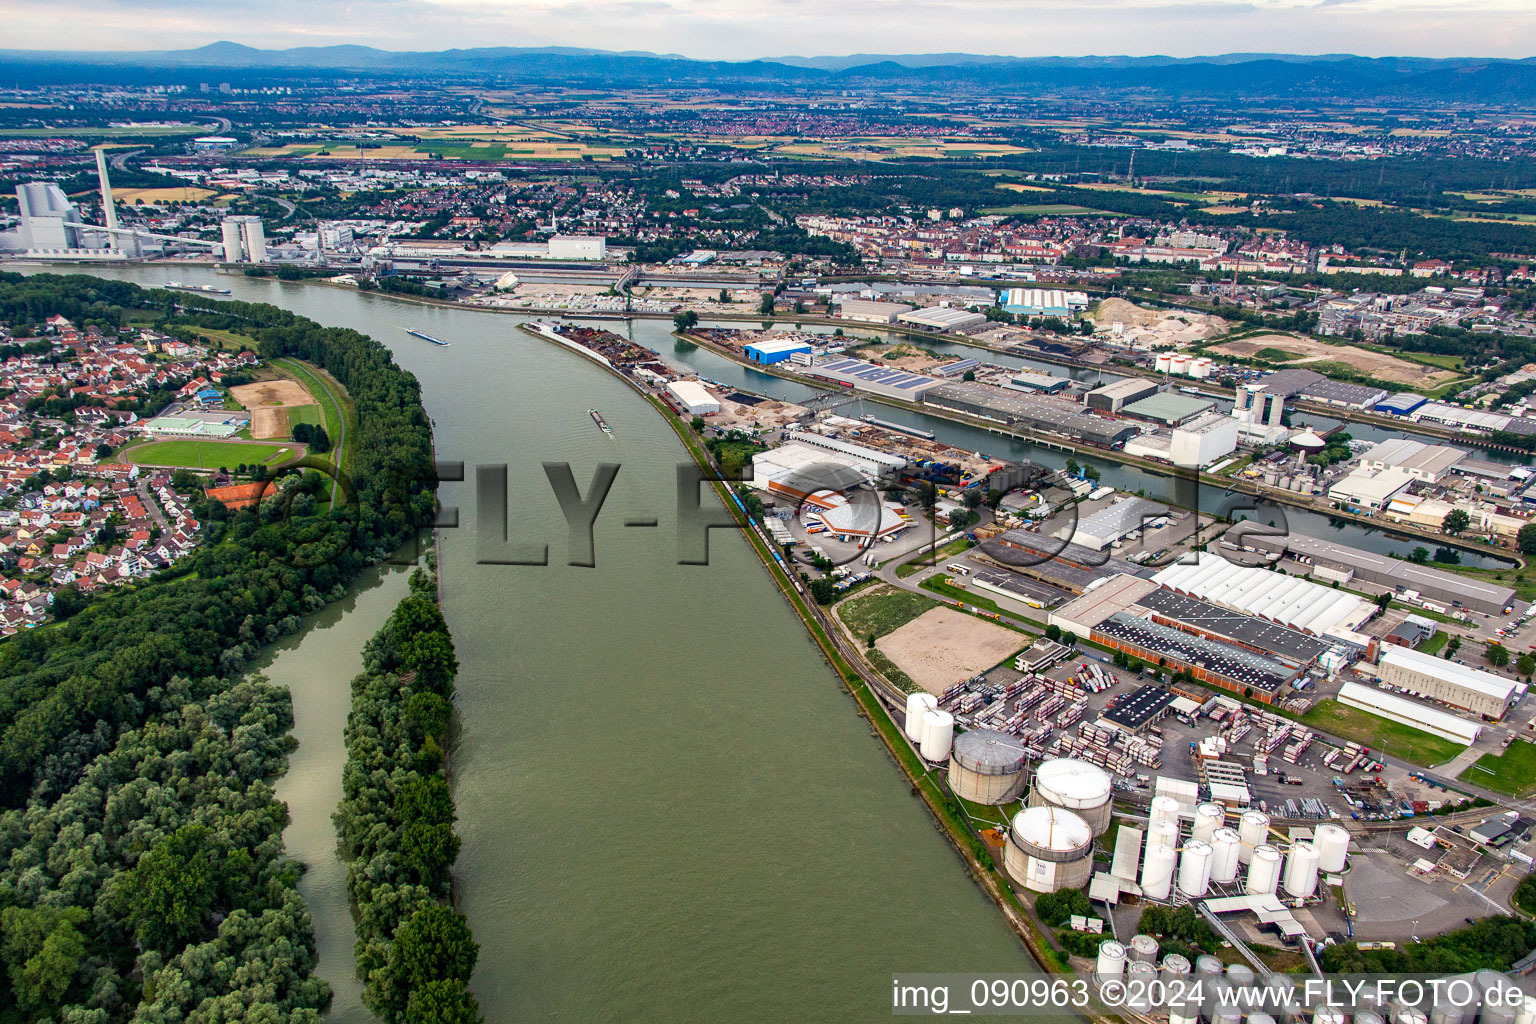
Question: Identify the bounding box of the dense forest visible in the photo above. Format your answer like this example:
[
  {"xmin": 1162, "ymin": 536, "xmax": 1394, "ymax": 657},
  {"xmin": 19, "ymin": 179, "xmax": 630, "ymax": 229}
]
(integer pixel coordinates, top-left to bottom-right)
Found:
[
  {"xmin": 1319, "ymin": 915, "xmax": 1536, "ymax": 974},
  {"xmin": 335, "ymin": 570, "xmax": 480, "ymax": 1024},
  {"xmin": 0, "ymin": 273, "xmax": 438, "ymax": 1022}
]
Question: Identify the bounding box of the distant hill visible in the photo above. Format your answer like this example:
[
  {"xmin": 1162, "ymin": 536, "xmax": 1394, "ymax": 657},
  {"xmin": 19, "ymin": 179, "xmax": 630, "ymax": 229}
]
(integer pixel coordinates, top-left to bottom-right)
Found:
[{"xmin": 1, "ymin": 44, "xmax": 1533, "ymax": 100}]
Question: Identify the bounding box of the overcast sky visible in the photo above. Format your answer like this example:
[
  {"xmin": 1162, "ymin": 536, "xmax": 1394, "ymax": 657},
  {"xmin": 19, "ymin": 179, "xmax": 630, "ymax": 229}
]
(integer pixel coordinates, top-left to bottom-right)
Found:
[{"xmin": 2, "ymin": 0, "xmax": 1533, "ymax": 60}]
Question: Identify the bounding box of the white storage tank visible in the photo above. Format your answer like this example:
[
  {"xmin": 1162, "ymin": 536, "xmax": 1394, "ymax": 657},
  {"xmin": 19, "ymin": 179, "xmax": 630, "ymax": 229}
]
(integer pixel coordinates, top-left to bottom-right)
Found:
[
  {"xmin": 1127, "ymin": 962, "xmax": 1157, "ymax": 1012},
  {"xmin": 1095, "ymin": 940, "xmax": 1126, "ymax": 983},
  {"xmin": 1210, "ymin": 827, "xmax": 1241, "ymax": 883},
  {"xmin": 948, "ymin": 728, "xmax": 1029, "ymax": 804},
  {"xmin": 1247, "ymin": 844, "xmax": 1283, "ymax": 895},
  {"xmin": 1146, "ymin": 819, "xmax": 1178, "ymax": 854},
  {"xmin": 1192, "ymin": 357, "xmax": 1214, "ymax": 379},
  {"xmin": 1030, "ymin": 758, "xmax": 1114, "ymax": 835},
  {"xmin": 1140, "ymin": 841, "xmax": 1177, "ymax": 900},
  {"xmin": 1315, "ymin": 822, "xmax": 1350, "ymax": 874},
  {"xmin": 1150, "ymin": 795, "xmax": 1182, "ymax": 829},
  {"xmin": 1178, "ymin": 839, "xmax": 1213, "ymax": 898},
  {"xmin": 1238, "ymin": 810, "xmax": 1270, "ymax": 864},
  {"xmin": 1156, "ymin": 353, "xmax": 1174, "ymax": 373},
  {"xmin": 904, "ymin": 692, "xmax": 937, "ymax": 741},
  {"xmin": 1003, "ymin": 806, "xmax": 1094, "ymax": 893},
  {"xmin": 1315, "ymin": 1012, "xmax": 1346, "ymax": 1024},
  {"xmin": 919, "ymin": 709, "xmax": 954, "ymax": 762},
  {"xmin": 1192, "ymin": 803, "xmax": 1223, "ymax": 843},
  {"xmin": 1392, "ymin": 1009, "xmax": 1427, "ymax": 1024},
  {"xmin": 1129, "ymin": 933, "xmax": 1159, "ymax": 964},
  {"xmin": 1478, "ymin": 972, "xmax": 1521, "ymax": 1024},
  {"xmin": 1283, "ymin": 841, "xmax": 1320, "ymax": 899}
]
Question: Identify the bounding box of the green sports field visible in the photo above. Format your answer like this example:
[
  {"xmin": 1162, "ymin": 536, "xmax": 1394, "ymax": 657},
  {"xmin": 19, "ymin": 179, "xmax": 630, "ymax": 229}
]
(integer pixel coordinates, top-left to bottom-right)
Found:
[{"xmin": 124, "ymin": 440, "xmax": 295, "ymax": 470}]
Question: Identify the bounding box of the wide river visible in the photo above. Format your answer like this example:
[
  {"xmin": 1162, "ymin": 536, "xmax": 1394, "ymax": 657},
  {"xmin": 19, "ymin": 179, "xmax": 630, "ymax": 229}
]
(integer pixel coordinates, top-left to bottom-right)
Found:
[{"xmin": 24, "ymin": 266, "xmax": 1034, "ymax": 1021}]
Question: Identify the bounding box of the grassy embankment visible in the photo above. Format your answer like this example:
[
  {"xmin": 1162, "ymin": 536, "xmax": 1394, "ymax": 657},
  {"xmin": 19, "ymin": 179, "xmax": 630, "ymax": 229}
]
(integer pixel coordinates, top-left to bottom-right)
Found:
[{"xmin": 1298, "ymin": 698, "xmax": 1466, "ymax": 768}]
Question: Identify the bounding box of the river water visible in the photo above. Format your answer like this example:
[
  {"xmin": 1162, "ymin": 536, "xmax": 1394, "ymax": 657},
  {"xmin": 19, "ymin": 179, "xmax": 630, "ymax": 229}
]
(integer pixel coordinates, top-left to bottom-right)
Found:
[{"xmin": 29, "ymin": 265, "xmax": 1032, "ymax": 1021}]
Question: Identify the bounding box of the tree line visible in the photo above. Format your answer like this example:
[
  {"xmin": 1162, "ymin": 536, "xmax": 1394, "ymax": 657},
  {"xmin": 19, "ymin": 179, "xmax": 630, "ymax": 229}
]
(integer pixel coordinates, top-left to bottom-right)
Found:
[
  {"xmin": 0, "ymin": 272, "xmax": 438, "ymax": 1022},
  {"xmin": 334, "ymin": 569, "xmax": 480, "ymax": 1024}
]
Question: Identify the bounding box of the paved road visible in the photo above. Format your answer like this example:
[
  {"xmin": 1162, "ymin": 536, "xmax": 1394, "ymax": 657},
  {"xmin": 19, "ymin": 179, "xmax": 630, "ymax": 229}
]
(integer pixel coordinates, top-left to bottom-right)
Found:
[{"xmin": 135, "ymin": 480, "xmax": 169, "ymax": 531}]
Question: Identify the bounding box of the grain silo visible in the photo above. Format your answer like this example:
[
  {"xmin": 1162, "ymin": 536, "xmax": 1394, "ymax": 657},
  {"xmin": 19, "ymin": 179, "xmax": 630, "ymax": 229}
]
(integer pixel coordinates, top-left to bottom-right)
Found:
[
  {"xmin": 1140, "ymin": 841, "xmax": 1177, "ymax": 900},
  {"xmin": 948, "ymin": 729, "xmax": 1029, "ymax": 804},
  {"xmin": 1238, "ymin": 809, "xmax": 1270, "ymax": 864},
  {"xmin": 1030, "ymin": 758, "xmax": 1114, "ymax": 835},
  {"xmin": 919, "ymin": 709, "xmax": 954, "ymax": 762},
  {"xmin": 1247, "ymin": 844, "xmax": 1282, "ymax": 896},
  {"xmin": 904, "ymin": 692, "xmax": 937, "ymax": 742},
  {"xmin": 1315, "ymin": 822, "xmax": 1350, "ymax": 874},
  {"xmin": 1210, "ymin": 827, "xmax": 1241, "ymax": 883},
  {"xmin": 1283, "ymin": 841, "xmax": 1320, "ymax": 898},
  {"xmin": 1192, "ymin": 803, "xmax": 1223, "ymax": 843},
  {"xmin": 1003, "ymin": 806, "xmax": 1094, "ymax": 893}
]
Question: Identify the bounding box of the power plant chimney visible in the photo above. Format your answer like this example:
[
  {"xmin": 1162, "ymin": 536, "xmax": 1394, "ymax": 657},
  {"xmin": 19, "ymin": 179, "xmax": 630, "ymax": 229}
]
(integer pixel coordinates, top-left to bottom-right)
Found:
[{"xmin": 94, "ymin": 148, "xmax": 119, "ymax": 244}]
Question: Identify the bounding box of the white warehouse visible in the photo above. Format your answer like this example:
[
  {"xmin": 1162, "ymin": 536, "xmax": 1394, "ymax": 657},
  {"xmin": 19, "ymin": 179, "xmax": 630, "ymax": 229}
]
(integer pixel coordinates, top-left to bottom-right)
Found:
[
  {"xmin": 665, "ymin": 380, "xmax": 720, "ymax": 417},
  {"xmin": 1152, "ymin": 552, "xmax": 1376, "ymax": 638},
  {"xmin": 1376, "ymin": 645, "xmax": 1517, "ymax": 719},
  {"xmin": 1337, "ymin": 681, "xmax": 1481, "ymax": 745}
]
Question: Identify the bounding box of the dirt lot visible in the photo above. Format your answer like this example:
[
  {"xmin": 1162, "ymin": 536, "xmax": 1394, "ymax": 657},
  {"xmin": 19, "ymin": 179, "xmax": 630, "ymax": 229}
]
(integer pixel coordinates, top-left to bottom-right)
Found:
[
  {"xmin": 230, "ymin": 378, "xmax": 317, "ymax": 439},
  {"xmin": 876, "ymin": 606, "xmax": 1024, "ymax": 694},
  {"xmin": 1210, "ymin": 334, "xmax": 1461, "ymax": 387}
]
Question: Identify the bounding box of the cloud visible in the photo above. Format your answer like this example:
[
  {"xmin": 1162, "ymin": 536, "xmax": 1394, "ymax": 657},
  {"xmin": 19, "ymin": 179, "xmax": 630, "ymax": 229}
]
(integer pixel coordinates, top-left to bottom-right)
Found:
[{"xmin": 0, "ymin": 0, "xmax": 1532, "ymax": 58}]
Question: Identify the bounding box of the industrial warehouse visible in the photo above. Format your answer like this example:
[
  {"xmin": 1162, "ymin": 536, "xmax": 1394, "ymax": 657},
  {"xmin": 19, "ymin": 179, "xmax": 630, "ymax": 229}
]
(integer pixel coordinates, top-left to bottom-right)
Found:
[{"xmin": 920, "ymin": 381, "xmax": 1140, "ymax": 447}]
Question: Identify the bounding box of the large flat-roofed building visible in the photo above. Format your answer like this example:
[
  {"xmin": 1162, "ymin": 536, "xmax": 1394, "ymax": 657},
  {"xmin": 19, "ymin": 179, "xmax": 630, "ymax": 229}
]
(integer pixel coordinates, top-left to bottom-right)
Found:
[
  {"xmin": 1063, "ymin": 497, "xmax": 1171, "ymax": 552},
  {"xmin": 897, "ymin": 306, "xmax": 988, "ymax": 333},
  {"xmin": 1134, "ymin": 587, "xmax": 1332, "ymax": 667},
  {"xmin": 922, "ymin": 382, "xmax": 1138, "ymax": 448},
  {"xmin": 1095, "ymin": 612, "xmax": 1302, "ymax": 701},
  {"xmin": 1002, "ymin": 288, "xmax": 1088, "ymax": 316},
  {"xmin": 1103, "ymin": 684, "xmax": 1177, "ymax": 732},
  {"xmin": 744, "ymin": 337, "xmax": 814, "ymax": 364},
  {"xmin": 985, "ymin": 533, "xmax": 1149, "ymax": 594},
  {"xmin": 1001, "ymin": 369, "xmax": 1073, "ymax": 395},
  {"xmin": 836, "ymin": 298, "xmax": 913, "ymax": 324},
  {"xmin": 1229, "ymin": 531, "xmax": 1515, "ymax": 615},
  {"xmin": 145, "ymin": 411, "xmax": 248, "ymax": 439},
  {"xmin": 1152, "ymin": 552, "xmax": 1376, "ymax": 638},
  {"xmin": 1121, "ymin": 392, "xmax": 1217, "ymax": 428},
  {"xmin": 1086, "ymin": 378, "xmax": 1159, "ymax": 414},
  {"xmin": 807, "ymin": 357, "xmax": 945, "ymax": 401},
  {"xmin": 1170, "ymin": 413, "xmax": 1239, "ymax": 468},
  {"xmin": 1376, "ymin": 645, "xmax": 1517, "ymax": 719},
  {"xmin": 1296, "ymin": 378, "xmax": 1388, "ymax": 410},
  {"xmin": 1358, "ymin": 438, "xmax": 1467, "ymax": 483},
  {"xmin": 665, "ymin": 380, "xmax": 720, "ymax": 416},
  {"xmin": 1327, "ymin": 466, "xmax": 1416, "ymax": 510},
  {"xmin": 747, "ymin": 440, "xmax": 901, "ymax": 502},
  {"xmin": 1337, "ymin": 681, "xmax": 1482, "ymax": 745}
]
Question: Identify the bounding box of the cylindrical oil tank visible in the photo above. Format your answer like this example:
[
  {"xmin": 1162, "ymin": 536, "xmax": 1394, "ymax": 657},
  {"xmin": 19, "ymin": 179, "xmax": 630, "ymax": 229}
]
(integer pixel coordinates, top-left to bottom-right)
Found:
[
  {"xmin": 1156, "ymin": 353, "xmax": 1174, "ymax": 373},
  {"xmin": 904, "ymin": 692, "xmax": 937, "ymax": 741},
  {"xmin": 1171, "ymin": 354, "xmax": 1192, "ymax": 375},
  {"xmin": 1358, "ymin": 1013, "xmax": 1386, "ymax": 1024},
  {"xmin": 1514, "ymin": 997, "xmax": 1536, "ymax": 1024},
  {"xmin": 948, "ymin": 728, "xmax": 1029, "ymax": 804},
  {"xmin": 1150, "ymin": 795, "xmax": 1182, "ymax": 829},
  {"xmin": 1210, "ymin": 827, "xmax": 1242, "ymax": 883},
  {"xmin": 1315, "ymin": 822, "xmax": 1350, "ymax": 874},
  {"xmin": 1247, "ymin": 844, "xmax": 1282, "ymax": 895},
  {"xmin": 1127, "ymin": 962, "xmax": 1157, "ymax": 1012},
  {"xmin": 1178, "ymin": 839, "xmax": 1214, "ymax": 898},
  {"xmin": 1195, "ymin": 954, "xmax": 1224, "ymax": 981},
  {"xmin": 1264, "ymin": 974, "xmax": 1299, "ymax": 1024},
  {"xmin": 1192, "ymin": 803, "xmax": 1223, "ymax": 843},
  {"xmin": 1213, "ymin": 1006, "xmax": 1242, "ymax": 1024},
  {"xmin": 1238, "ymin": 810, "xmax": 1270, "ymax": 864},
  {"xmin": 1314, "ymin": 1012, "xmax": 1345, "ymax": 1024},
  {"xmin": 1162, "ymin": 952, "xmax": 1191, "ymax": 976},
  {"xmin": 1226, "ymin": 963, "xmax": 1256, "ymax": 988},
  {"xmin": 1004, "ymin": 806, "xmax": 1093, "ymax": 893},
  {"xmin": 1147, "ymin": 819, "xmax": 1178, "ymax": 854},
  {"xmin": 1162, "ymin": 954, "xmax": 1192, "ymax": 1013},
  {"xmin": 1283, "ymin": 841, "xmax": 1320, "ymax": 899},
  {"xmin": 1140, "ymin": 841, "xmax": 1177, "ymax": 900},
  {"xmin": 919, "ymin": 709, "xmax": 954, "ymax": 762},
  {"xmin": 1129, "ymin": 933, "xmax": 1159, "ymax": 964},
  {"xmin": 1429, "ymin": 989, "xmax": 1470, "ymax": 1024},
  {"xmin": 1477, "ymin": 971, "xmax": 1520, "ymax": 1024},
  {"xmin": 1095, "ymin": 940, "xmax": 1126, "ymax": 983},
  {"xmin": 1030, "ymin": 758, "xmax": 1114, "ymax": 835},
  {"xmin": 1250, "ymin": 1014, "xmax": 1278, "ymax": 1024},
  {"xmin": 1392, "ymin": 1007, "xmax": 1428, "ymax": 1024}
]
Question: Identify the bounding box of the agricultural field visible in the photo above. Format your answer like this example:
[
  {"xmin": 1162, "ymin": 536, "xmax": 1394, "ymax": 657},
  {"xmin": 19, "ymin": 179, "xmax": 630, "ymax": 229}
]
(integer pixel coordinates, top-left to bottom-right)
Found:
[
  {"xmin": 123, "ymin": 439, "xmax": 296, "ymax": 470},
  {"xmin": 116, "ymin": 186, "xmax": 221, "ymax": 204},
  {"xmin": 229, "ymin": 377, "xmax": 321, "ymax": 439},
  {"xmin": 982, "ymin": 203, "xmax": 1108, "ymax": 216}
]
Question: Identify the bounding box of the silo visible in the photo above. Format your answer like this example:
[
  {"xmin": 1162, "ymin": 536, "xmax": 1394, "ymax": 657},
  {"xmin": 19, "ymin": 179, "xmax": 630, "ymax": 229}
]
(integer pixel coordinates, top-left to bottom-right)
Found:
[
  {"xmin": 1210, "ymin": 828, "xmax": 1242, "ymax": 883},
  {"xmin": 1192, "ymin": 357, "xmax": 1214, "ymax": 380},
  {"xmin": 1315, "ymin": 823, "xmax": 1350, "ymax": 874},
  {"xmin": 1156, "ymin": 353, "xmax": 1174, "ymax": 373},
  {"xmin": 1283, "ymin": 841, "xmax": 1320, "ymax": 899},
  {"xmin": 1194, "ymin": 955, "xmax": 1224, "ymax": 983},
  {"xmin": 1358, "ymin": 1014, "xmax": 1386, "ymax": 1024},
  {"xmin": 904, "ymin": 692, "xmax": 937, "ymax": 741},
  {"xmin": 1246, "ymin": 844, "xmax": 1282, "ymax": 895},
  {"xmin": 1178, "ymin": 839, "xmax": 1213, "ymax": 898},
  {"xmin": 1212, "ymin": 1006, "xmax": 1242, "ymax": 1024},
  {"xmin": 1192, "ymin": 803, "xmax": 1223, "ymax": 843},
  {"xmin": 1129, "ymin": 933, "xmax": 1159, "ymax": 964},
  {"xmin": 1515, "ymin": 997, "xmax": 1536, "ymax": 1024},
  {"xmin": 1476, "ymin": 971, "xmax": 1520, "ymax": 1024},
  {"xmin": 1250, "ymin": 1014, "xmax": 1278, "ymax": 1024},
  {"xmin": 1150, "ymin": 794, "xmax": 1182, "ymax": 829},
  {"xmin": 1127, "ymin": 961, "xmax": 1157, "ymax": 1012},
  {"xmin": 1095, "ymin": 940, "xmax": 1126, "ymax": 984},
  {"xmin": 1264, "ymin": 973, "xmax": 1300, "ymax": 1024},
  {"xmin": 948, "ymin": 729, "xmax": 1029, "ymax": 804},
  {"xmin": 1238, "ymin": 810, "xmax": 1270, "ymax": 864},
  {"xmin": 1140, "ymin": 841, "xmax": 1177, "ymax": 900},
  {"xmin": 919, "ymin": 709, "xmax": 954, "ymax": 762},
  {"xmin": 1003, "ymin": 806, "xmax": 1094, "ymax": 893},
  {"xmin": 1226, "ymin": 963, "xmax": 1256, "ymax": 988},
  {"xmin": 1030, "ymin": 758, "xmax": 1114, "ymax": 835},
  {"xmin": 1171, "ymin": 354, "xmax": 1193, "ymax": 376},
  {"xmin": 1315, "ymin": 1012, "xmax": 1345, "ymax": 1024},
  {"xmin": 1429, "ymin": 982, "xmax": 1470, "ymax": 1024},
  {"xmin": 1392, "ymin": 1007, "xmax": 1428, "ymax": 1024},
  {"xmin": 1147, "ymin": 819, "xmax": 1179, "ymax": 854},
  {"xmin": 1162, "ymin": 952, "xmax": 1191, "ymax": 976}
]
